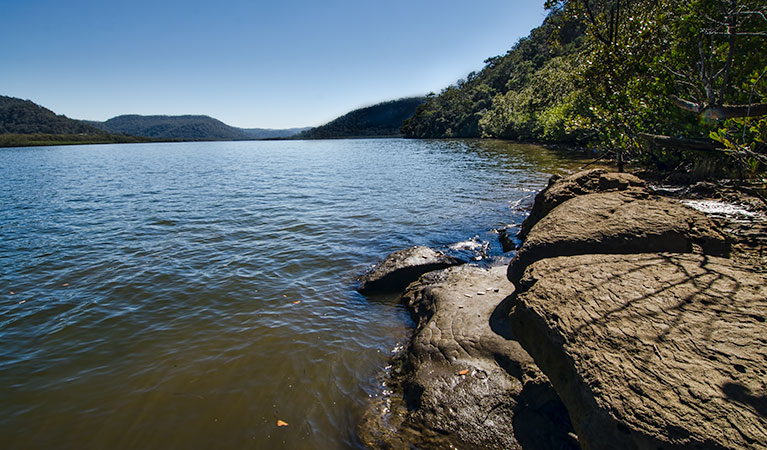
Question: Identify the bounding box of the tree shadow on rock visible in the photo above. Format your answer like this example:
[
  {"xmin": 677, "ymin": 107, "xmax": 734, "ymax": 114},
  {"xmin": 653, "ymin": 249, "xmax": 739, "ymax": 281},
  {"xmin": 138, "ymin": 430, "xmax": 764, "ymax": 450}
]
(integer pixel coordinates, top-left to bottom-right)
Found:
[{"xmin": 722, "ymin": 382, "xmax": 767, "ymax": 417}]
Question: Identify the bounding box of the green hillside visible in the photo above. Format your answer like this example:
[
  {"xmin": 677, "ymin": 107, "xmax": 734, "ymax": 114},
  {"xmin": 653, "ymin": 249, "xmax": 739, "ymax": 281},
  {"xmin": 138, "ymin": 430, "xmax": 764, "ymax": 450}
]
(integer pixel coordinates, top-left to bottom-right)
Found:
[
  {"xmin": 90, "ymin": 115, "xmax": 309, "ymax": 140},
  {"xmin": 90, "ymin": 115, "xmax": 250, "ymax": 140},
  {"xmin": 297, "ymin": 97, "xmax": 426, "ymax": 139},
  {"xmin": 402, "ymin": 12, "xmax": 586, "ymax": 142},
  {"xmin": 0, "ymin": 95, "xmax": 156, "ymax": 147},
  {"xmin": 0, "ymin": 96, "xmax": 105, "ymax": 135}
]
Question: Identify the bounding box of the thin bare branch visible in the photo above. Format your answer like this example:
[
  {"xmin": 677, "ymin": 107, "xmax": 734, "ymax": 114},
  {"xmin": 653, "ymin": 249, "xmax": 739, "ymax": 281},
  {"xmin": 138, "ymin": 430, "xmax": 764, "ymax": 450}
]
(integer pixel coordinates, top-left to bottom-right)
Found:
[
  {"xmin": 704, "ymin": 31, "xmax": 767, "ymax": 36},
  {"xmin": 718, "ymin": 2, "xmax": 737, "ymax": 105},
  {"xmin": 579, "ymin": 0, "xmax": 612, "ymax": 45}
]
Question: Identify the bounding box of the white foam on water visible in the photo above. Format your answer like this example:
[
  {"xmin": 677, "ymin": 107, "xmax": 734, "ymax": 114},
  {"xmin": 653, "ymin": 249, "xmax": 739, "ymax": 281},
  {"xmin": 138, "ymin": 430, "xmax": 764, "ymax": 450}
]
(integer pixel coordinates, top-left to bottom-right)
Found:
[
  {"xmin": 682, "ymin": 199, "xmax": 764, "ymax": 219},
  {"xmin": 448, "ymin": 238, "xmax": 486, "ymax": 251}
]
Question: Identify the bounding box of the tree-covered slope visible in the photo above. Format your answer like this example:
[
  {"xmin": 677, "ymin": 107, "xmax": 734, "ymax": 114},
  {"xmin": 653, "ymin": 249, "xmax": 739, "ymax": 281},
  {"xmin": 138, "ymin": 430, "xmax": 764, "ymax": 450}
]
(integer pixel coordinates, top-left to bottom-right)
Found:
[
  {"xmin": 403, "ymin": 12, "xmax": 586, "ymax": 141},
  {"xmin": 405, "ymin": 1, "xmax": 766, "ymax": 177},
  {"xmin": 90, "ymin": 115, "xmax": 252, "ymax": 140},
  {"xmin": 297, "ymin": 97, "xmax": 426, "ymax": 139},
  {"xmin": 0, "ymin": 95, "xmax": 105, "ymax": 135}
]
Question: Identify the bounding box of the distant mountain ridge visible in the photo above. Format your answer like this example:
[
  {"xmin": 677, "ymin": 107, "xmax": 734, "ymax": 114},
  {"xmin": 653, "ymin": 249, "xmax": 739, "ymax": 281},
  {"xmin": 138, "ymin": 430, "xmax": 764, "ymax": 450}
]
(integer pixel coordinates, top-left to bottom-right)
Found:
[
  {"xmin": 87, "ymin": 115, "xmax": 247, "ymax": 140},
  {"xmin": 87, "ymin": 115, "xmax": 307, "ymax": 140},
  {"xmin": 0, "ymin": 95, "xmax": 105, "ymax": 135},
  {"xmin": 297, "ymin": 97, "xmax": 426, "ymax": 139},
  {"xmin": 240, "ymin": 127, "xmax": 311, "ymax": 139}
]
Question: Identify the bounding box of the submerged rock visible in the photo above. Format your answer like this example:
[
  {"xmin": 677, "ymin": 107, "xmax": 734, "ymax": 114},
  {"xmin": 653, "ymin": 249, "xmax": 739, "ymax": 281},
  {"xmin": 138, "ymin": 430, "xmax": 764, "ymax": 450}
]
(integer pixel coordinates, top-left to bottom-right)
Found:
[
  {"xmin": 357, "ymin": 246, "xmax": 465, "ymax": 294},
  {"xmin": 498, "ymin": 226, "xmax": 518, "ymax": 253},
  {"xmin": 510, "ymin": 253, "xmax": 767, "ymax": 450},
  {"xmin": 518, "ymin": 169, "xmax": 648, "ymax": 241},
  {"xmin": 508, "ymin": 191, "xmax": 731, "ymax": 285},
  {"xmin": 359, "ymin": 265, "xmax": 579, "ymax": 449}
]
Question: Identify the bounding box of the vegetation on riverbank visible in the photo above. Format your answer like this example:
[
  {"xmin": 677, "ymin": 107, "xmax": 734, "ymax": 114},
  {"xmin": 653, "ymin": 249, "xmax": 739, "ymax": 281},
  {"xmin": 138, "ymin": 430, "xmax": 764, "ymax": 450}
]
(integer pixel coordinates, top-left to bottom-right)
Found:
[
  {"xmin": 0, "ymin": 133, "xmax": 156, "ymax": 148},
  {"xmin": 404, "ymin": 0, "xmax": 767, "ymax": 179}
]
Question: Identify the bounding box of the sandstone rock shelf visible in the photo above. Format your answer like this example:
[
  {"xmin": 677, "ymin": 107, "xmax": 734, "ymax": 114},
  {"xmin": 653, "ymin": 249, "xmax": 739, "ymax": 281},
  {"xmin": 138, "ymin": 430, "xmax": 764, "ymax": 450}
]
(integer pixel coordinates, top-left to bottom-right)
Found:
[
  {"xmin": 358, "ymin": 169, "xmax": 767, "ymax": 450},
  {"xmin": 358, "ymin": 264, "xmax": 579, "ymax": 450},
  {"xmin": 511, "ymin": 253, "xmax": 767, "ymax": 449}
]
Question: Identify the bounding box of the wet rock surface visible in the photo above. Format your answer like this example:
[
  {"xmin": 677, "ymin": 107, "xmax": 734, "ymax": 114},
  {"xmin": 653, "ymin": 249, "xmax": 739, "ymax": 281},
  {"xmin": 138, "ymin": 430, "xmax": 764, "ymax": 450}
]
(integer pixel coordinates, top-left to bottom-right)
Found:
[
  {"xmin": 357, "ymin": 246, "xmax": 465, "ymax": 294},
  {"xmin": 518, "ymin": 169, "xmax": 648, "ymax": 241},
  {"xmin": 359, "ymin": 265, "xmax": 579, "ymax": 450},
  {"xmin": 498, "ymin": 226, "xmax": 518, "ymax": 253},
  {"xmin": 510, "ymin": 253, "xmax": 767, "ymax": 450},
  {"xmin": 508, "ymin": 191, "xmax": 731, "ymax": 285}
]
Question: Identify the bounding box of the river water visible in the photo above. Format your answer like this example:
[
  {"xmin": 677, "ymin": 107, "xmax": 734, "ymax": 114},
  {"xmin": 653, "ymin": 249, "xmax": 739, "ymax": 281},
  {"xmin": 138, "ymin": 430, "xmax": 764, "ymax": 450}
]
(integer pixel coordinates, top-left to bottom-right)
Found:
[{"xmin": 0, "ymin": 139, "xmax": 587, "ymax": 449}]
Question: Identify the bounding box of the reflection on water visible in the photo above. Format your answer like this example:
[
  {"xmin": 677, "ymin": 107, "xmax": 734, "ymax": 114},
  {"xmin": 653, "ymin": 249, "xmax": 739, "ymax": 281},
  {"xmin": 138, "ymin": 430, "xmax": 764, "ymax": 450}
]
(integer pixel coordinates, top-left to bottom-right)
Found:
[{"xmin": 0, "ymin": 139, "xmax": 587, "ymax": 449}]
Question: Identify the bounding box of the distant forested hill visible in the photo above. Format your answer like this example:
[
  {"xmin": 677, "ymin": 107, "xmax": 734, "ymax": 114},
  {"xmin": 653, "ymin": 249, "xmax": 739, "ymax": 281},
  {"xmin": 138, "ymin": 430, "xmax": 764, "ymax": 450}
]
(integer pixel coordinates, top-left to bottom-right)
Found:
[
  {"xmin": 90, "ymin": 115, "xmax": 251, "ymax": 140},
  {"xmin": 297, "ymin": 97, "xmax": 426, "ymax": 139},
  {"xmin": 0, "ymin": 95, "xmax": 105, "ymax": 135},
  {"xmin": 240, "ymin": 127, "xmax": 311, "ymax": 139},
  {"xmin": 90, "ymin": 115, "xmax": 308, "ymax": 140},
  {"xmin": 0, "ymin": 95, "xmax": 154, "ymax": 147},
  {"xmin": 0, "ymin": 95, "xmax": 307, "ymax": 147}
]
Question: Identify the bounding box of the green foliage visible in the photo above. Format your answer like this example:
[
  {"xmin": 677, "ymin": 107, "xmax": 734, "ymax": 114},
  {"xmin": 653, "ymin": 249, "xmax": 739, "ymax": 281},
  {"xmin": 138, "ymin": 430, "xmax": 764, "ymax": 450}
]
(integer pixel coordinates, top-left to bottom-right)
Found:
[
  {"xmin": 479, "ymin": 54, "xmax": 589, "ymax": 142},
  {"xmin": 710, "ymin": 69, "xmax": 767, "ymax": 177},
  {"xmin": 299, "ymin": 97, "xmax": 426, "ymax": 139},
  {"xmin": 403, "ymin": 10, "xmax": 588, "ymax": 142},
  {"xmin": 547, "ymin": 0, "xmax": 767, "ymax": 175},
  {"xmin": 405, "ymin": 0, "xmax": 766, "ymax": 178}
]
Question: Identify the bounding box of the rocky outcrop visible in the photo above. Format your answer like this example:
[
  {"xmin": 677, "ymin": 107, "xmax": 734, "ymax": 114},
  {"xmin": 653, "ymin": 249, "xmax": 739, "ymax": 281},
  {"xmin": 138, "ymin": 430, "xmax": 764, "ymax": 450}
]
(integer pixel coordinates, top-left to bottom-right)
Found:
[
  {"xmin": 510, "ymin": 253, "xmax": 767, "ymax": 450},
  {"xmin": 504, "ymin": 170, "xmax": 766, "ymax": 449},
  {"xmin": 359, "ymin": 169, "xmax": 765, "ymax": 450},
  {"xmin": 508, "ymin": 191, "xmax": 731, "ymax": 285},
  {"xmin": 518, "ymin": 169, "xmax": 648, "ymax": 241},
  {"xmin": 357, "ymin": 246, "xmax": 464, "ymax": 294},
  {"xmin": 359, "ymin": 265, "xmax": 579, "ymax": 449}
]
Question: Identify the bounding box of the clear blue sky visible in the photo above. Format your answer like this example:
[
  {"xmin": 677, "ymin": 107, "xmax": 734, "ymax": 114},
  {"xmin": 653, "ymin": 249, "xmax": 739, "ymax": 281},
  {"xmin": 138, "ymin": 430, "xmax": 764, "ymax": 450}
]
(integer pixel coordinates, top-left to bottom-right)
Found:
[{"xmin": 1, "ymin": 0, "xmax": 547, "ymax": 128}]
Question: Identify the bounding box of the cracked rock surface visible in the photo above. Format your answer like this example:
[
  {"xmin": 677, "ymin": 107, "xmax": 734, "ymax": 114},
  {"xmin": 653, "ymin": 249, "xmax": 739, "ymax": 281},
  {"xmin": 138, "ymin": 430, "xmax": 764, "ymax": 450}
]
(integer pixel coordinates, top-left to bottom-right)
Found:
[
  {"xmin": 518, "ymin": 169, "xmax": 648, "ymax": 241},
  {"xmin": 508, "ymin": 191, "xmax": 731, "ymax": 285},
  {"xmin": 358, "ymin": 265, "xmax": 579, "ymax": 449},
  {"xmin": 510, "ymin": 253, "xmax": 767, "ymax": 450}
]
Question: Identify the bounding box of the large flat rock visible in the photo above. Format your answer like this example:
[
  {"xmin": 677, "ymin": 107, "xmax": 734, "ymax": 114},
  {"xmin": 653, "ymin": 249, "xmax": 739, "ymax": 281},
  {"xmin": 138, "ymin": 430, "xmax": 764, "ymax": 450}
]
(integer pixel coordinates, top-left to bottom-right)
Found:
[
  {"xmin": 510, "ymin": 253, "xmax": 767, "ymax": 450},
  {"xmin": 359, "ymin": 265, "xmax": 579, "ymax": 449},
  {"xmin": 508, "ymin": 191, "xmax": 730, "ymax": 285},
  {"xmin": 518, "ymin": 169, "xmax": 648, "ymax": 241},
  {"xmin": 357, "ymin": 246, "xmax": 464, "ymax": 294}
]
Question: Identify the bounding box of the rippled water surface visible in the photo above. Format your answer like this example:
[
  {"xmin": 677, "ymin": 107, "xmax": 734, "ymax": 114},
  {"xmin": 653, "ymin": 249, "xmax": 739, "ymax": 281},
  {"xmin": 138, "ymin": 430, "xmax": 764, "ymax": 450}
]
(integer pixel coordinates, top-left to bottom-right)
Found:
[{"xmin": 0, "ymin": 139, "xmax": 587, "ymax": 449}]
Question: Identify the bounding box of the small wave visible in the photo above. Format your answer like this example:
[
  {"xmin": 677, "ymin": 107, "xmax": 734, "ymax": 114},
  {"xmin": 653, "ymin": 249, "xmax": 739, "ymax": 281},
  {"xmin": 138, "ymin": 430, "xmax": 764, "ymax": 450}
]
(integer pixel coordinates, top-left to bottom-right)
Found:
[{"xmin": 447, "ymin": 236, "xmax": 490, "ymax": 261}]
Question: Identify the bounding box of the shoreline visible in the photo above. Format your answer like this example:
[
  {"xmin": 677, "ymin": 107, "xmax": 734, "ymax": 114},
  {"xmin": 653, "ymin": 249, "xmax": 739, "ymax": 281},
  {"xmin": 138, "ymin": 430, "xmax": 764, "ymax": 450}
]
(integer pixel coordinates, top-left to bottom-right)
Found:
[{"xmin": 357, "ymin": 169, "xmax": 767, "ymax": 449}]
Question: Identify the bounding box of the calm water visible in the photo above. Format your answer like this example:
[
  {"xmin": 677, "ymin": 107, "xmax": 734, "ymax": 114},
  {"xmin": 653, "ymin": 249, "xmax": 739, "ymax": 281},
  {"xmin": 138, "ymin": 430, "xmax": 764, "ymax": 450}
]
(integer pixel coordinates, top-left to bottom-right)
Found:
[{"xmin": 0, "ymin": 139, "xmax": 586, "ymax": 449}]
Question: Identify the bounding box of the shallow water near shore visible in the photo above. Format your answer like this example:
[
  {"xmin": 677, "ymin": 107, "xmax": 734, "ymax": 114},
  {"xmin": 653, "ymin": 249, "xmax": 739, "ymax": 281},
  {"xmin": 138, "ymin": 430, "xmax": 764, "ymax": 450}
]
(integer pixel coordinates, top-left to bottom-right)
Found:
[{"xmin": 1, "ymin": 139, "xmax": 588, "ymax": 449}]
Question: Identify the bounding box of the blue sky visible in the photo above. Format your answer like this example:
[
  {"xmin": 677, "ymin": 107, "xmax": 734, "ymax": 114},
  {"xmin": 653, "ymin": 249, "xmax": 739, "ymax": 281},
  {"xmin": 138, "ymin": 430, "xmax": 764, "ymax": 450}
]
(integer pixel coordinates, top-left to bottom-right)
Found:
[{"xmin": 1, "ymin": 0, "xmax": 547, "ymax": 128}]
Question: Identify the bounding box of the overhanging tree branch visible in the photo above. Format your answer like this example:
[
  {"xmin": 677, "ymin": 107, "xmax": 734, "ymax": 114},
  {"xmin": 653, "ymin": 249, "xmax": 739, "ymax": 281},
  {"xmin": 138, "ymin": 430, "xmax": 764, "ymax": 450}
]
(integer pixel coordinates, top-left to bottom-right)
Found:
[{"xmin": 671, "ymin": 95, "xmax": 767, "ymax": 119}]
